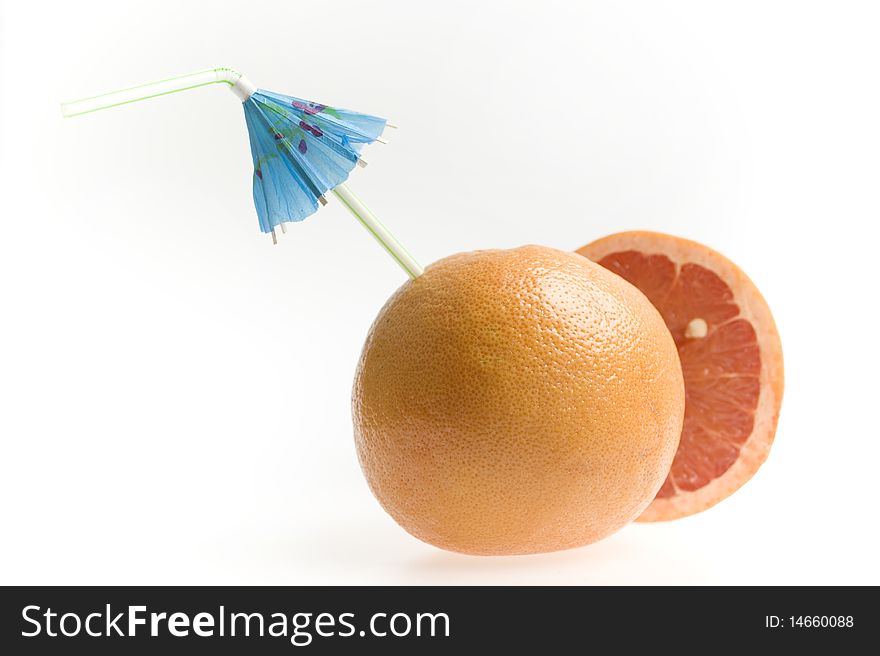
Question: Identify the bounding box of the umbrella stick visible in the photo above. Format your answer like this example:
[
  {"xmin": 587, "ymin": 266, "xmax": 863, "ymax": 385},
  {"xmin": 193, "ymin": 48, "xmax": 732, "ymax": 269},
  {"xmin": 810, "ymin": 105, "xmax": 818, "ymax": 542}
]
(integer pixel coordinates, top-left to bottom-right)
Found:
[{"xmin": 332, "ymin": 183, "xmax": 423, "ymax": 279}]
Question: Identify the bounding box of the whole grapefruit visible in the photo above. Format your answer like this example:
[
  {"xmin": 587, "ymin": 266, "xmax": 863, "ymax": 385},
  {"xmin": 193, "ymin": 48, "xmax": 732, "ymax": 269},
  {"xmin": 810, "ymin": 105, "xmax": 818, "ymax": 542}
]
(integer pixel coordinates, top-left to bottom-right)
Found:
[{"xmin": 353, "ymin": 245, "xmax": 685, "ymax": 555}]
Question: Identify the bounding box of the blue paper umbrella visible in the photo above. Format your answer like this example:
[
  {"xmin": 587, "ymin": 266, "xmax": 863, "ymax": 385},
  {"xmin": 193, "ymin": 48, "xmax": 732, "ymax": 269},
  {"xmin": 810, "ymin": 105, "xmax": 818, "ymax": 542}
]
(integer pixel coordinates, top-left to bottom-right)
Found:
[
  {"xmin": 61, "ymin": 67, "xmax": 422, "ymax": 278},
  {"xmin": 244, "ymin": 89, "xmax": 386, "ymax": 233}
]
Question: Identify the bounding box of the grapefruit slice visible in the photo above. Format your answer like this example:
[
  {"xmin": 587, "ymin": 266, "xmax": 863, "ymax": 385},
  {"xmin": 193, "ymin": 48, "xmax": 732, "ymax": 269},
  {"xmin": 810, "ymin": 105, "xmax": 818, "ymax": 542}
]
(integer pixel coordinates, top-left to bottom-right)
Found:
[{"xmin": 576, "ymin": 231, "xmax": 784, "ymax": 521}]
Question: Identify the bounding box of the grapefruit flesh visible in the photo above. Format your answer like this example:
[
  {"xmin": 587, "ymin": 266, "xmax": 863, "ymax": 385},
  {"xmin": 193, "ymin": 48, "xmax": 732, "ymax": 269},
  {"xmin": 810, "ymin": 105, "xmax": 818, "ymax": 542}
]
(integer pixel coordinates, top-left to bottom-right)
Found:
[
  {"xmin": 353, "ymin": 245, "xmax": 685, "ymax": 555},
  {"xmin": 577, "ymin": 232, "xmax": 784, "ymax": 521}
]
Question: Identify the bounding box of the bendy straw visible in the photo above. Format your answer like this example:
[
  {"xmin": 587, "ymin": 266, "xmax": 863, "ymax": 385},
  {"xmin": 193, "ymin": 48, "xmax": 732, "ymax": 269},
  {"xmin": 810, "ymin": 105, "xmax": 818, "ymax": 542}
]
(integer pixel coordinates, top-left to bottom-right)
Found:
[{"xmin": 61, "ymin": 67, "xmax": 423, "ymax": 279}]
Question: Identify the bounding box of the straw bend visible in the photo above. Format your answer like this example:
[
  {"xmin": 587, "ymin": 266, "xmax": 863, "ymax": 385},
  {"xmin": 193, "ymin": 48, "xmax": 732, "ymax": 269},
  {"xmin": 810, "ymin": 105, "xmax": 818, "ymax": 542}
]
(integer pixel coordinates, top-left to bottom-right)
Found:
[{"xmin": 60, "ymin": 67, "xmax": 256, "ymax": 117}]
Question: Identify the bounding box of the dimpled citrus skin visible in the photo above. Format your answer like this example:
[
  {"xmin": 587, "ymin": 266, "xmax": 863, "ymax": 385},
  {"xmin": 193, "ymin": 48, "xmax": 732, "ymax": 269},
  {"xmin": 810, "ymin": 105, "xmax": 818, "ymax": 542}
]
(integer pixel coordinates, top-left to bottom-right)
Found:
[{"xmin": 353, "ymin": 246, "xmax": 685, "ymax": 555}]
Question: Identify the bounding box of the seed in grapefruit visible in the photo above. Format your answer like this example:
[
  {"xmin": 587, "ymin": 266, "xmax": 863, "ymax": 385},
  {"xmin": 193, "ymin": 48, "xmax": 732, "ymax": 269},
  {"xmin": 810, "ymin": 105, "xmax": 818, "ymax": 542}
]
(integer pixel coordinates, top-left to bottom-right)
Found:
[
  {"xmin": 576, "ymin": 232, "xmax": 784, "ymax": 521},
  {"xmin": 352, "ymin": 245, "xmax": 685, "ymax": 555}
]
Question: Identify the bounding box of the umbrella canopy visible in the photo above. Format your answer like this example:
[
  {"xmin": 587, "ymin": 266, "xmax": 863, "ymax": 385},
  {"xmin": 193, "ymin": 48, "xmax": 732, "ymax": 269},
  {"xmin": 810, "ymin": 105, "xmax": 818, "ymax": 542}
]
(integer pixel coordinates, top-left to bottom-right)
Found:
[{"xmin": 243, "ymin": 90, "xmax": 386, "ymax": 233}]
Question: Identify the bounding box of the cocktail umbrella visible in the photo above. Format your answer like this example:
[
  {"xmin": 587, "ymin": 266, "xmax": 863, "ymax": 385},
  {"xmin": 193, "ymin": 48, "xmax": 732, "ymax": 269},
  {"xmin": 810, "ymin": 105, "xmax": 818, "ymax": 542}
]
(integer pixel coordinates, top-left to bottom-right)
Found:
[{"xmin": 61, "ymin": 67, "xmax": 422, "ymax": 278}]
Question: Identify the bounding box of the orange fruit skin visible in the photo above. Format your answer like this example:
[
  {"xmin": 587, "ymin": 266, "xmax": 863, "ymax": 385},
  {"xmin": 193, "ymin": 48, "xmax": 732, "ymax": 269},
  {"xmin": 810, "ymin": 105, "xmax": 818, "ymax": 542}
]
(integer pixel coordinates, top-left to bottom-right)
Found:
[
  {"xmin": 353, "ymin": 245, "xmax": 685, "ymax": 555},
  {"xmin": 577, "ymin": 232, "xmax": 784, "ymax": 522}
]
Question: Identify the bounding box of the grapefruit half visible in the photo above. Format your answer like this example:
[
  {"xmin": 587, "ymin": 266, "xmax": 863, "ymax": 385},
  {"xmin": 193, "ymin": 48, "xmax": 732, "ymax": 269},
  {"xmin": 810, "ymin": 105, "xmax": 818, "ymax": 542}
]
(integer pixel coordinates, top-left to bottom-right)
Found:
[{"xmin": 577, "ymin": 232, "xmax": 784, "ymax": 521}]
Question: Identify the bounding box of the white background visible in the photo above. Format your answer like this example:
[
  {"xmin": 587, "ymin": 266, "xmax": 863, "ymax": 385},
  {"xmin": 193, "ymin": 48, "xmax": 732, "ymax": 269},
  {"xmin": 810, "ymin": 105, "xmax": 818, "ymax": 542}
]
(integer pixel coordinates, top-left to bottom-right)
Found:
[{"xmin": 1, "ymin": 0, "xmax": 878, "ymax": 585}]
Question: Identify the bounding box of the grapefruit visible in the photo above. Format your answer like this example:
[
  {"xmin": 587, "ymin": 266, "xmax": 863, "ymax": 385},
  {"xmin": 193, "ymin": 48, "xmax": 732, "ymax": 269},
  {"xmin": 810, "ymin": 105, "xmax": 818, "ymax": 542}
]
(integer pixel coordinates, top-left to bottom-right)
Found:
[
  {"xmin": 353, "ymin": 245, "xmax": 685, "ymax": 555},
  {"xmin": 577, "ymin": 232, "xmax": 784, "ymax": 521}
]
